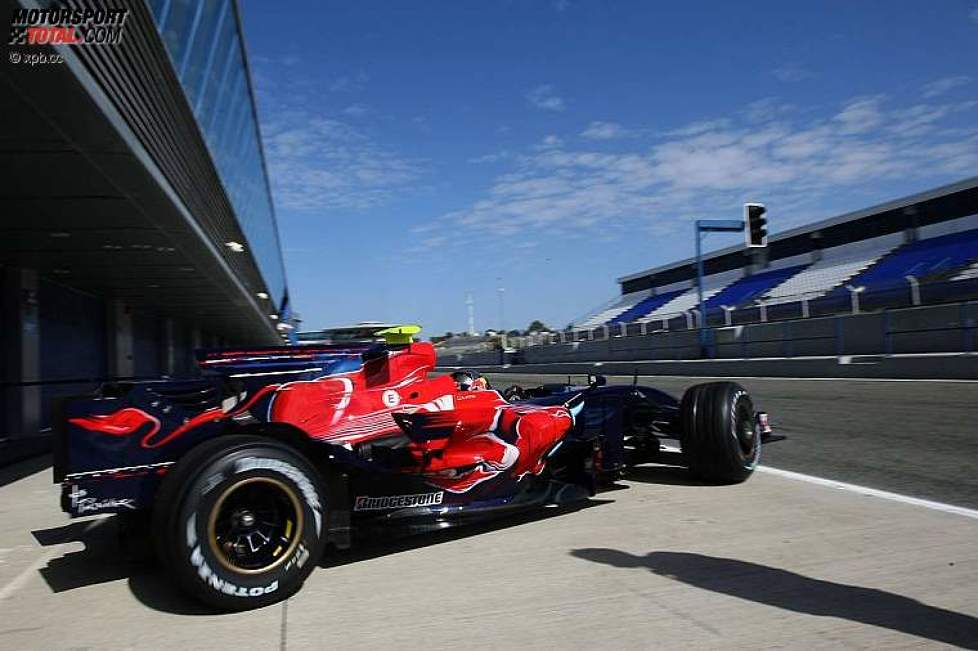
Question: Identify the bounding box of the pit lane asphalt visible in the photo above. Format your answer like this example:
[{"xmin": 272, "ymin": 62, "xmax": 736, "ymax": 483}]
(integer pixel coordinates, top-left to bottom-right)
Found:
[
  {"xmin": 2, "ymin": 451, "xmax": 977, "ymax": 648},
  {"xmin": 483, "ymin": 373, "xmax": 978, "ymax": 511}
]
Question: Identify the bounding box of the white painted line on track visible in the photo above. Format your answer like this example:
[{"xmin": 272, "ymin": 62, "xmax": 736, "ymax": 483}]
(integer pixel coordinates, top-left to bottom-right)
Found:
[
  {"xmin": 0, "ymin": 550, "xmax": 59, "ymax": 602},
  {"xmin": 0, "ymin": 518, "xmax": 106, "ymax": 601},
  {"xmin": 617, "ymin": 375, "xmax": 978, "ymax": 384},
  {"xmin": 638, "ymin": 447, "xmax": 978, "ymax": 519},
  {"xmin": 757, "ymin": 466, "xmax": 978, "ymax": 520}
]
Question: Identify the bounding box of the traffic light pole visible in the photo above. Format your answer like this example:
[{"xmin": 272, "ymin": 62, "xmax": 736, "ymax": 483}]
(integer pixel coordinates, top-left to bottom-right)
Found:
[
  {"xmin": 695, "ymin": 221, "xmax": 705, "ymax": 351},
  {"xmin": 694, "ymin": 219, "xmax": 745, "ymax": 357}
]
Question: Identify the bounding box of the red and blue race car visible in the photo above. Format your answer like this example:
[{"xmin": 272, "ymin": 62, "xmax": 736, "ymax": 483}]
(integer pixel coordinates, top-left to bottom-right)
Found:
[{"xmin": 54, "ymin": 325, "xmax": 773, "ymax": 610}]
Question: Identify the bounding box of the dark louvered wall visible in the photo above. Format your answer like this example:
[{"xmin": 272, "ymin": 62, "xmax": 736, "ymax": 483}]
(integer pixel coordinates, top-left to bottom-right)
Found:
[{"xmin": 65, "ymin": 0, "xmax": 271, "ymax": 304}]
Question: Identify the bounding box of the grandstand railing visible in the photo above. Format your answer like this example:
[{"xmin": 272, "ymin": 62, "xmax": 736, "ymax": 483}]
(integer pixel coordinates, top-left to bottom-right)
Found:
[{"xmin": 514, "ymin": 276, "xmax": 978, "ymax": 349}]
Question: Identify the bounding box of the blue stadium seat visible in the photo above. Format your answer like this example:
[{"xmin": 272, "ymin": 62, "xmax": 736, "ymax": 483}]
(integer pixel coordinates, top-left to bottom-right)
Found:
[
  {"xmin": 829, "ymin": 228, "xmax": 978, "ymax": 296},
  {"xmin": 576, "ymin": 291, "xmax": 650, "ymax": 327},
  {"xmin": 705, "ymin": 264, "xmax": 808, "ymax": 309},
  {"xmin": 609, "ymin": 289, "xmax": 684, "ymax": 324}
]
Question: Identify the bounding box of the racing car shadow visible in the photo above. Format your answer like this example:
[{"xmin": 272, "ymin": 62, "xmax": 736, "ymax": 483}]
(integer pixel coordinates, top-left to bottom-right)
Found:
[
  {"xmin": 570, "ymin": 549, "xmax": 978, "ymax": 648},
  {"xmin": 32, "ymin": 502, "xmax": 619, "ymax": 616},
  {"xmin": 620, "ymin": 464, "xmax": 704, "ymax": 486},
  {"xmin": 129, "ymin": 499, "xmax": 617, "ymax": 614},
  {"xmin": 32, "ymin": 517, "xmax": 219, "ymax": 615},
  {"xmin": 128, "ymin": 566, "xmax": 221, "ymax": 615},
  {"xmin": 32, "ymin": 518, "xmax": 132, "ymax": 593},
  {"xmin": 321, "ymin": 498, "xmax": 615, "ymax": 570}
]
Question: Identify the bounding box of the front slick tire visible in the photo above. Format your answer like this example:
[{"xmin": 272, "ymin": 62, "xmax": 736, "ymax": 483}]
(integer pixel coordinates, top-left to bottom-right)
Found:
[
  {"xmin": 154, "ymin": 435, "xmax": 326, "ymax": 611},
  {"xmin": 680, "ymin": 382, "xmax": 760, "ymax": 484}
]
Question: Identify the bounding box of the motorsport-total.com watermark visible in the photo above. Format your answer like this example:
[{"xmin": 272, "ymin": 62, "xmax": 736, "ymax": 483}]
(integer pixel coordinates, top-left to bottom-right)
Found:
[{"xmin": 9, "ymin": 4, "xmax": 129, "ymax": 47}]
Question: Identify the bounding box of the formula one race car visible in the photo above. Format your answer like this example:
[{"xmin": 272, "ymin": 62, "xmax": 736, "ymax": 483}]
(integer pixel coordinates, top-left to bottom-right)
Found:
[{"xmin": 54, "ymin": 325, "xmax": 774, "ymax": 610}]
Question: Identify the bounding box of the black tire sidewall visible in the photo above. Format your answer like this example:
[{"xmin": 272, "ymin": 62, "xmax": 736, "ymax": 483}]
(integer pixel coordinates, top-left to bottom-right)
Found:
[
  {"xmin": 726, "ymin": 385, "xmax": 760, "ymax": 472},
  {"xmin": 681, "ymin": 382, "xmax": 760, "ymax": 483},
  {"xmin": 733, "ymin": 386, "xmax": 761, "ymax": 472},
  {"xmin": 163, "ymin": 440, "xmax": 326, "ymax": 610}
]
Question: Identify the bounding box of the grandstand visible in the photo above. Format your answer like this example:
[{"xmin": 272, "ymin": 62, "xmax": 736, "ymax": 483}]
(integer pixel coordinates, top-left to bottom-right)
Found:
[
  {"xmin": 639, "ymin": 282, "xmax": 725, "ymax": 322},
  {"xmin": 569, "ymin": 176, "xmax": 978, "ymax": 333},
  {"xmin": 610, "ymin": 289, "xmax": 684, "ymax": 324},
  {"xmin": 955, "ymin": 262, "xmax": 978, "ymax": 281},
  {"xmin": 827, "ymin": 228, "xmax": 978, "ymax": 295},
  {"xmin": 707, "ymin": 264, "xmax": 807, "ymax": 309},
  {"xmin": 760, "ymin": 237, "xmax": 899, "ymax": 306},
  {"xmin": 576, "ymin": 291, "xmax": 650, "ymax": 328}
]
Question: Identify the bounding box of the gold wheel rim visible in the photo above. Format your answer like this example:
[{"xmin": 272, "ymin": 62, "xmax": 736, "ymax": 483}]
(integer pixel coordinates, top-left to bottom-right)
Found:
[{"xmin": 206, "ymin": 476, "xmax": 304, "ymax": 575}]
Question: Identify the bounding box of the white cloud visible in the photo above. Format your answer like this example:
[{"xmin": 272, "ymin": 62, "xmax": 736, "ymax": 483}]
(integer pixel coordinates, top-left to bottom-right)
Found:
[
  {"xmin": 922, "ymin": 136, "xmax": 978, "ymax": 173},
  {"xmin": 921, "ymin": 75, "xmax": 971, "ymax": 98},
  {"xmin": 342, "ymin": 103, "xmax": 369, "ymax": 118},
  {"xmin": 834, "ymin": 96, "xmax": 885, "ymax": 134},
  {"xmin": 888, "ymin": 100, "xmax": 977, "ymax": 137},
  {"xmin": 744, "ymin": 98, "xmax": 795, "ymax": 123},
  {"xmin": 468, "ymin": 151, "xmax": 511, "ymax": 164},
  {"xmin": 328, "ymin": 71, "xmax": 369, "ymax": 93},
  {"xmin": 580, "ymin": 121, "xmax": 629, "ymax": 140},
  {"xmin": 772, "ymin": 126, "xmax": 832, "ymax": 159},
  {"xmin": 665, "ymin": 118, "xmax": 730, "ymax": 137},
  {"xmin": 772, "ymin": 63, "xmax": 812, "ymax": 83},
  {"xmin": 252, "ymin": 65, "xmax": 422, "ymax": 213},
  {"xmin": 536, "ymin": 134, "xmax": 564, "ymax": 150},
  {"xmin": 414, "ymin": 93, "xmax": 978, "ymax": 250},
  {"xmin": 526, "ymin": 85, "xmax": 565, "ymax": 111},
  {"xmin": 262, "ymin": 113, "xmax": 423, "ymax": 212},
  {"xmin": 971, "ymin": 6, "xmax": 978, "ymax": 23}
]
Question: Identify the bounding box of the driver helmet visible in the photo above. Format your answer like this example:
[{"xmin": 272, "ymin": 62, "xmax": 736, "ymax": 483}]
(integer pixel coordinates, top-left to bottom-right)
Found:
[{"xmin": 452, "ymin": 371, "xmax": 488, "ymax": 391}]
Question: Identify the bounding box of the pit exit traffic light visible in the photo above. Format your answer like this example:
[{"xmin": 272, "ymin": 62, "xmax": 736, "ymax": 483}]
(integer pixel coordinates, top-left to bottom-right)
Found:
[{"xmin": 745, "ymin": 203, "xmax": 768, "ymax": 248}]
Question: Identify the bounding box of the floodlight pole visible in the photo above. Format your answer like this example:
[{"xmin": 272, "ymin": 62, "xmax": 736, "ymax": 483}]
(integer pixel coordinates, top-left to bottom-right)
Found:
[
  {"xmin": 496, "ymin": 279, "xmax": 505, "ymax": 348},
  {"xmin": 694, "ymin": 219, "xmax": 745, "ymax": 357}
]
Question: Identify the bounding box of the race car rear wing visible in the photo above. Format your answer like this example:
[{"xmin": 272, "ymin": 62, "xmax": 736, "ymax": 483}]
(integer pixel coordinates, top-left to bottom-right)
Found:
[{"xmin": 195, "ymin": 343, "xmax": 387, "ymax": 377}]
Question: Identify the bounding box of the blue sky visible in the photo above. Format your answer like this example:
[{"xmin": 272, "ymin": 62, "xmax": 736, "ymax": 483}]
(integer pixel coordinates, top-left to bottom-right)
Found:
[{"xmin": 240, "ymin": 1, "xmax": 978, "ymax": 337}]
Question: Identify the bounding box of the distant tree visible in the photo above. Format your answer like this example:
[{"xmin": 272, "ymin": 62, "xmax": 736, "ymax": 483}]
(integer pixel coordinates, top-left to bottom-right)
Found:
[
  {"xmin": 526, "ymin": 320, "xmax": 548, "ymax": 334},
  {"xmin": 507, "ymin": 329, "xmax": 522, "ymax": 337},
  {"xmin": 444, "ymin": 331, "xmax": 454, "ymax": 339}
]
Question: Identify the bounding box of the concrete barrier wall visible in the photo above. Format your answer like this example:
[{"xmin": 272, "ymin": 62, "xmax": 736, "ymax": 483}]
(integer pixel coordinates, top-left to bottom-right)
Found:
[
  {"xmin": 442, "ymin": 301, "xmax": 978, "ymax": 375},
  {"xmin": 439, "ymin": 354, "xmax": 978, "ymax": 380},
  {"xmin": 887, "ymin": 302, "xmax": 978, "ymax": 353},
  {"xmin": 438, "ymin": 351, "xmax": 502, "ymax": 367}
]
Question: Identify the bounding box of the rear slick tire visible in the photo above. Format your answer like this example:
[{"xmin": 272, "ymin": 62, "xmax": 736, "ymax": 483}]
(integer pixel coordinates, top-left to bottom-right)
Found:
[
  {"xmin": 153, "ymin": 435, "xmax": 327, "ymax": 611},
  {"xmin": 679, "ymin": 382, "xmax": 760, "ymax": 483}
]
